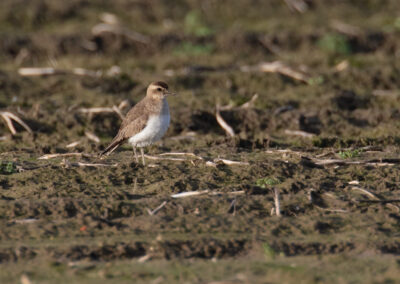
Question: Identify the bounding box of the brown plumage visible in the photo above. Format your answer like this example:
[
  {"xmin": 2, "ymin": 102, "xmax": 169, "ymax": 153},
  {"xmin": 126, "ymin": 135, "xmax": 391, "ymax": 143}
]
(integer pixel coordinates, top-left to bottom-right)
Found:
[{"xmin": 100, "ymin": 81, "xmax": 175, "ymax": 164}]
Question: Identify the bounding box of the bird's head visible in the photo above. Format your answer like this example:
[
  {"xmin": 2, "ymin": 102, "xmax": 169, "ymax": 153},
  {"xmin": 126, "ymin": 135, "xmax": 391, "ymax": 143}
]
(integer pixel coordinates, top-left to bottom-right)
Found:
[{"xmin": 147, "ymin": 81, "xmax": 176, "ymax": 99}]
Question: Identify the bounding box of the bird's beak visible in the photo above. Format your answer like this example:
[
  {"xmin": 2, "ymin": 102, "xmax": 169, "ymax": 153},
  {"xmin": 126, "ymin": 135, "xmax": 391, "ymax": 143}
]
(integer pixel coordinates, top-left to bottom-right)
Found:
[{"xmin": 164, "ymin": 91, "xmax": 177, "ymax": 96}]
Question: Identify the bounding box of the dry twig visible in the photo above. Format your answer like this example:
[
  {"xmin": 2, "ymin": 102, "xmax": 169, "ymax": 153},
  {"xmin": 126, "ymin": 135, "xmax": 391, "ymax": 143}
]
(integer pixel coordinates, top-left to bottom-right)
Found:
[
  {"xmin": 66, "ymin": 141, "xmax": 81, "ymax": 148},
  {"xmin": 118, "ymin": 100, "xmax": 130, "ymax": 110},
  {"xmin": 323, "ymin": 208, "xmax": 348, "ymax": 213},
  {"xmin": 242, "ymin": 61, "xmax": 310, "ymax": 83},
  {"xmin": 304, "ymin": 156, "xmax": 399, "ymax": 167},
  {"xmin": 283, "ymin": 0, "xmax": 308, "ymax": 13},
  {"xmin": 258, "ymin": 36, "xmax": 281, "ymax": 54},
  {"xmin": 38, "ymin": 153, "xmax": 92, "ymax": 160},
  {"xmin": 144, "ymin": 155, "xmax": 187, "ymax": 162},
  {"xmin": 159, "ymin": 152, "xmax": 203, "ymax": 159},
  {"xmin": 210, "ymin": 190, "xmax": 245, "ymax": 196},
  {"xmin": 147, "ymin": 201, "xmax": 168, "ymax": 216},
  {"xmin": 227, "ymin": 198, "xmax": 237, "ymax": 215},
  {"xmin": 240, "ymin": 93, "xmax": 259, "ymax": 108},
  {"xmin": 138, "ymin": 254, "xmax": 152, "ymax": 263},
  {"xmin": 13, "ymin": 218, "xmax": 38, "ymax": 224},
  {"xmin": 92, "ymin": 23, "xmax": 149, "ymax": 44},
  {"xmin": 273, "ymin": 188, "xmax": 281, "ymax": 217},
  {"xmin": 214, "ymin": 158, "xmax": 249, "ymax": 166},
  {"xmin": 85, "ymin": 131, "xmax": 100, "ymax": 143},
  {"xmin": 171, "ymin": 190, "xmax": 209, "ymax": 199},
  {"xmin": 372, "ymin": 90, "xmax": 400, "ymax": 97},
  {"xmin": 171, "ymin": 190, "xmax": 245, "ymax": 199},
  {"xmin": 351, "ymin": 186, "xmax": 399, "ymax": 212},
  {"xmin": 265, "ymin": 149, "xmax": 305, "ymax": 156},
  {"xmin": 61, "ymin": 160, "xmax": 118, "ymax": 168},
  {"xmin": 216, "ymin": 104, "xmax": 235, "ymax": 137},
  {"xmin": 145, "ymin": 153, "xmax": 248, "ymax": 167},
  {"xmin": 330, "ymin": 20, "xmax": 362, "ymax": 37},
  {"xmin": 112, "ymin": 105, "xmax": 125, "ymax": 120},
  {"xmin": 284, "ymin": 129, "xmax": 315, "ymax": 138},
  {"xmin": 18, "ymin": 67, "xmax": 63, "ymax": 76},
  {"xmin": 205, "ymin": 161, "xmax": 217, "ymax": 167},
  {"xmin": 334, "ymin": 60, "xmax": 349, "ymax": 72},
  {"xmin": 0, "ymin": 111, "xmax": 32, "ymax": 135},
  {"xmin": 219, "ymin": 94, "xmax": 259, "ymax": 110},
  {"xmin": 78, "ymin": 106, "xmax": 125, "ymax": 120},
  {"xmin": 351, "ymin": 186, "xmax": 378, "ymax": 200},
  {"xmin": 18, "ymin": 67, "xmax": 102, "ymax": 77},
  {"xmin": 316, "ymin": 146, "xmax": 382, "ymax": 158}
]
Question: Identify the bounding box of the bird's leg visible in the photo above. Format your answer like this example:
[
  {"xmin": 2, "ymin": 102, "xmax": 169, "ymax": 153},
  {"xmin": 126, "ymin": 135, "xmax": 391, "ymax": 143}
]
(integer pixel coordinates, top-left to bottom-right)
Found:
[
  {"xmin": 133, "ymin": 146, "xmax": 139, "ymax": 163},
  {"xmin": 140, "ymin": 148, "xmax": 146, "ymax": 165}
]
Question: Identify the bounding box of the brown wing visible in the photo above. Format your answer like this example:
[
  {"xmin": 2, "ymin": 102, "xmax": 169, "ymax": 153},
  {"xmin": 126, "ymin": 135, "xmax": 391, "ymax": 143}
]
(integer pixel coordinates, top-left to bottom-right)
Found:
[
  {"xmin": 119, "ymin": 98, "xmax": 149, "ymax": 130},
  {"xmin": 100, "ymin": 98, "xmax": 149, "ymax": 156}
]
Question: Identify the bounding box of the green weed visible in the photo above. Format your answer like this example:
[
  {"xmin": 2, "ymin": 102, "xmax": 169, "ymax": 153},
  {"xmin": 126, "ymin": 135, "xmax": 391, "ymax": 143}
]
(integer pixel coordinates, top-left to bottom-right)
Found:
[
  {"xmin": 262, "ymin": 243, "xmax": 276, "ymax": 259},
  {"xmin": 307, "ymin": 76, "xmax": 324, "ymax": 86},
  {"xmin": 317, "ymin": 33, "xmax": 351, "ymax": 55},
  {"xmin": 394, "ymin": 17, "xmax": 400, "ymax": 31},
  {"xmin": 174, "ymin": 42, "xmax": 214, "ymax": 55},
  {"xmin": 338, "ymin": 149, "xmax": 362, "ymax": 159},
  {"xmin": 256, "ymin": 177, "xmax": 281, "ymax": 188},
  {"xmin": 184, "ymin": 11, "xmax": 214, "ymax": 36},
  {"xmin": 0, "ymin": 161, "xmax": 16, "ymax": 174}
]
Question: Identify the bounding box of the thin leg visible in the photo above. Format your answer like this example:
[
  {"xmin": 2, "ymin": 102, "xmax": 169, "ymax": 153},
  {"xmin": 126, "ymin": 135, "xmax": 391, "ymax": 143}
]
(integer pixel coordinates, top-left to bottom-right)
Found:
[
  {"xmin": 140, "ymin": 148, "xmax": 145, "ymax": 165},
  {"xmin": 133, "ymin": 146, "xmax": 138, "ymax": 162}
]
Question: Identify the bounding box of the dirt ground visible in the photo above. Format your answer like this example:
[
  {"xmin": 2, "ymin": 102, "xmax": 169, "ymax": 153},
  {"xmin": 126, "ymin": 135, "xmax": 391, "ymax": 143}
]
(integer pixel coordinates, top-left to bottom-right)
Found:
[{"xmin": 1, "ymin": 0, "xmax": 400, "ymax": 283}]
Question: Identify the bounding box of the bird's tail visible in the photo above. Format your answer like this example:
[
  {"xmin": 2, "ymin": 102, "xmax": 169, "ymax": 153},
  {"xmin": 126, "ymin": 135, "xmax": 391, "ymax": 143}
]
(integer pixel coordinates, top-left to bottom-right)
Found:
[{"xmin": 99, "ymin": 139, "xmax": 124, "ymax": 157}]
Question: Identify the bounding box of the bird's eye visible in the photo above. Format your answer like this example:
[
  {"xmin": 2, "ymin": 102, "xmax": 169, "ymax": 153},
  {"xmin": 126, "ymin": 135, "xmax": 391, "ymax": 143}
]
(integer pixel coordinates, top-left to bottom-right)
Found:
[{"xmin": 157, "ymin": 88, "xmax": 162, "ymax": 91}]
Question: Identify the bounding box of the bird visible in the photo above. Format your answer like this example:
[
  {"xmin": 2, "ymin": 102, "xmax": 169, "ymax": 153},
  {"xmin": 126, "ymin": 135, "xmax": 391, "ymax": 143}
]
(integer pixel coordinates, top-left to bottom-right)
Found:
[{"xmin": 100, "ymin": 81, "xmax": 175, "ymax": 165}]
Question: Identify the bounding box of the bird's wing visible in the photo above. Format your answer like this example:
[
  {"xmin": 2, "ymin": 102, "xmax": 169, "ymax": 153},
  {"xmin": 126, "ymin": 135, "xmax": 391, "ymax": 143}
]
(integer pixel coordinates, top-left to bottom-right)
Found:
[
  {"xmin": 119, "ymin": 98, "xmax": 148, "ymax": 130},
  {"xmin": 117, "ymin": 112, "xmax": 149, "ymax": 140},
  {"xmin": 100, "ymin": 99, "xmax": 149, "ymax": 156}
]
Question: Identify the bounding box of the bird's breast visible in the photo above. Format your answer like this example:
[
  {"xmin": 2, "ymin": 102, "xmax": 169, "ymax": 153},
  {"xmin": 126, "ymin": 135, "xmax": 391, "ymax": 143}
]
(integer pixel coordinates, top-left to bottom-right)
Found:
[{"xmin": 128, "ymin": 106, "xmax": 170, "ymax": 147}]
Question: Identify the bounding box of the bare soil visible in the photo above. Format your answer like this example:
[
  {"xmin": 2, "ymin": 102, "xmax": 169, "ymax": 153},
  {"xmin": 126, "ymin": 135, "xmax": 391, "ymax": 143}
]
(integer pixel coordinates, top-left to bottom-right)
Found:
[{"xmin": 1, "ymin": 0, "xmax": 400, "ymax": 283}]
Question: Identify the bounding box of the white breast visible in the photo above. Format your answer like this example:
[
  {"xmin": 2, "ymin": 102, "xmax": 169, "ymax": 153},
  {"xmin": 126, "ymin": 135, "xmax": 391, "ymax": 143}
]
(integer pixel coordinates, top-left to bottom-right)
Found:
[{"xmin": 128, "ymin": 102, "xmax": 170, "ymax": 148}]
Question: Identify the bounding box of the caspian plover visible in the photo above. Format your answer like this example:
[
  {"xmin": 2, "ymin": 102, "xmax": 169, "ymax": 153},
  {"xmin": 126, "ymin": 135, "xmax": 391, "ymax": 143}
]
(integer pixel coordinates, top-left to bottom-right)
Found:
[{"xmin": 100, "ymin": 81, "xmax": 175, "ymax": 165}]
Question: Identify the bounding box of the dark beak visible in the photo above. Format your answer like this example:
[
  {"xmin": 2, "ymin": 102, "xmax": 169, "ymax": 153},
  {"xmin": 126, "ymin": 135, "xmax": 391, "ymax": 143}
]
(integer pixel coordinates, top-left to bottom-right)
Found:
[{"xmin": 164, "ymin": 91, "xmax": 177, "ymax": 96}]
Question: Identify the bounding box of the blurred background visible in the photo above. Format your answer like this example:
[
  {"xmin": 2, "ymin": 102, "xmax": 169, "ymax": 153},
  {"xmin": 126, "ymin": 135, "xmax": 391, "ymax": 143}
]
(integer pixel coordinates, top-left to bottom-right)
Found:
[{"xmin": 1, "ymin": 0, "xmax": 400, "ymax": 151}]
